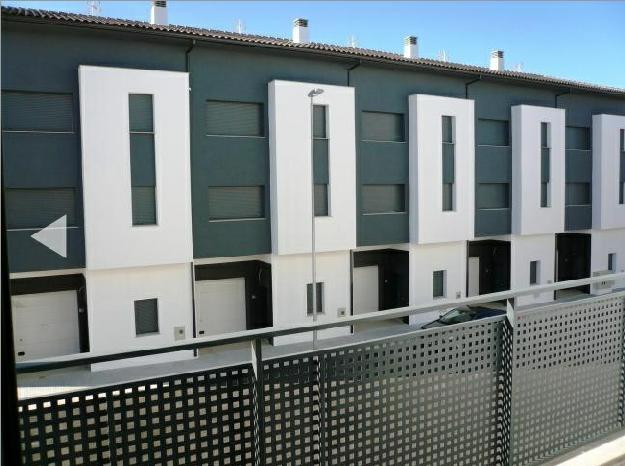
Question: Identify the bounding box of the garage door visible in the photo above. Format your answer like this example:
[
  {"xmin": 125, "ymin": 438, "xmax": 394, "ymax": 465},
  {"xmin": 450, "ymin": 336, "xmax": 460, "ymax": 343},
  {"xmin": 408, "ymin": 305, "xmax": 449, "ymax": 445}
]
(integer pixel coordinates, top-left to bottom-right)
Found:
[
  {"xmin": 11, "ymin": 290, "xmax": 80, "ymax": 361},
  {"xmin": 195, "ymin": 278, "xmax": 247, "ymax": 336}
]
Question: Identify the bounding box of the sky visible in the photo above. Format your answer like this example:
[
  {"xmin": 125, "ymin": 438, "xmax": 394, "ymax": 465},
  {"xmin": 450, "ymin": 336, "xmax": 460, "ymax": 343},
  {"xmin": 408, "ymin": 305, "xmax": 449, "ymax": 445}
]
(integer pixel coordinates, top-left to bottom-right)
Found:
[{"xmin": 5, "ymin": 1, "xmax": 625, "ymax": 89}]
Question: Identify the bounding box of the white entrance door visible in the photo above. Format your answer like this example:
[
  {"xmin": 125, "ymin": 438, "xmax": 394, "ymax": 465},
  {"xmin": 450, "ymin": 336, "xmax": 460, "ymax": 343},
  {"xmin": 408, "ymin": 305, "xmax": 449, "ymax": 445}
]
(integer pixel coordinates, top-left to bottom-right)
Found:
[
  {"xmin": 468, "ymin": 256, "xmax": 480, "ymax": 297},
  {"xmin": 353, "ymin": 265, "xmax": 379, "ymax": 316},
  {"xmin": 195, "ymin": 278, "xmax": 247, "ymax": 337},
  {"xmin": 12, "ymin": 290, "xmax": 80, "ymax": 361}
]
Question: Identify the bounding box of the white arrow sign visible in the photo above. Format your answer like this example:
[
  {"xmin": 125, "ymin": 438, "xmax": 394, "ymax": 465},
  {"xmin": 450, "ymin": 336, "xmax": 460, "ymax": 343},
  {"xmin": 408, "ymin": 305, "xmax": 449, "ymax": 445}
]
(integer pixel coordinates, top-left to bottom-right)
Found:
[{"xmin": 31, "ymin": 215, "xmax": 67, "ymax": 258}]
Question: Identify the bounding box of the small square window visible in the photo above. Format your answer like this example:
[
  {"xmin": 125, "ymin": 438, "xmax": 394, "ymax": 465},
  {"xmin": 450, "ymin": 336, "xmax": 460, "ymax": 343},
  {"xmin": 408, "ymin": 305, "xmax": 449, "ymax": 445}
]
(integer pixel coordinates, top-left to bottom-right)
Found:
[
  {"xmin": 433, "ymin": 270, "xmax": 446, "ymax": 299},
  {"xmin": 306, "ymin": 283, "xmax": 324, "ymax": 315},
  {"xmin": 530, "ymin": 261, "xmax": 540, "ymax": 285},
  {"xmin": 135, "ymin": 298, "xmax": 159, "ymax": 335},
  {"xmin": 608, "ymin": 253, "xmax": 616, "ymax": 272}
]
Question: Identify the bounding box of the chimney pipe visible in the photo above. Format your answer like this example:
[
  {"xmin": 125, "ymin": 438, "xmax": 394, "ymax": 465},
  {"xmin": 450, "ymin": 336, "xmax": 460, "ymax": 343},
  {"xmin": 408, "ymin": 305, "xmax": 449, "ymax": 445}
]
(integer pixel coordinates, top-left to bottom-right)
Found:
[
  {"xmin": 150, "ymin": 1, "xmax": 168, "ymax": 25},
  {"xmin": 292, "ymin": 18, "xmax": 309, "ymax": 44},
  {"xmin": 490, "ymin": 50, "xmax": 504, "ymax": 71},
  {"xmin": 404, "ymin": 36, "xmax": 418, "ymax": 59}
]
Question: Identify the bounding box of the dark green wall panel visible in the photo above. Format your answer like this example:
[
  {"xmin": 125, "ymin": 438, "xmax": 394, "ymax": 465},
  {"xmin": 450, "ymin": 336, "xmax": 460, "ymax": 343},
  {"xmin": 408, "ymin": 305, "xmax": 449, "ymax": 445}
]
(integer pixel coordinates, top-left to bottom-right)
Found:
[
  {"xmin": 359, "ymin": 213, "xmax": 409, "ymax": 246},
  {"xmin": 475, "ymin": 209, "xmax": 511, "ymax": 237},
  {"xmin": 196, "ymin": 220, "xmax": 271, "ymax": 258},
  {"xmin": 2, "ymin": 133, "xmax": 79, "ymax": 188},
  {"xmin": 359, "ymin": 142, "xmax": 407, "ymax": 184},
  {"xmin": 7, "ymin": 228, "xmax": 85, "ymax": 272},
  {"xmin": 199, "ymin": 137, "xmax": 268, "ymax": 186},
  {"xmin": 475, "ymin": 146, "xmax": 511, "ymax": 183},
  {"xmin": 313, "ymin": 139, "xmax": 329, "ymax": 184},
  {"xmin": 565, "ymin": 206, "xmax": 592, "ymax": 231},
  {"xmin": 566, "ymin": 150, "xmax": 592, "ymax": 183}
]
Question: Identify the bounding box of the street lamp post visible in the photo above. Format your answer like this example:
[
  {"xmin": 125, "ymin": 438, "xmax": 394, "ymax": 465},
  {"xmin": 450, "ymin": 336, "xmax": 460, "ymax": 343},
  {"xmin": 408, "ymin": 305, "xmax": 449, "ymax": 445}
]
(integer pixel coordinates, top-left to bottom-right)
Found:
[{"xmin": 308, "ymin": 88, "xmax": 324, "ymax": 349}]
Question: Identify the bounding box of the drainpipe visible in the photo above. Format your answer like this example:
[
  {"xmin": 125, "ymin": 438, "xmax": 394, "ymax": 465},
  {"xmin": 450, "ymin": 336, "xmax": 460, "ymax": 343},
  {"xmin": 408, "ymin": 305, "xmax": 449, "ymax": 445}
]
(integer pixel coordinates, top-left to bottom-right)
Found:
[
  {"xmin": 554, "ymin": 88, "xmax": 572, "ymax": 108},
  {"xmin": 465, "ymin": 75, "xmax": 482, "ymax": 99},
  {"xmin": 346, "ymin": 59, "xmax": 362, "ymax": 87}
]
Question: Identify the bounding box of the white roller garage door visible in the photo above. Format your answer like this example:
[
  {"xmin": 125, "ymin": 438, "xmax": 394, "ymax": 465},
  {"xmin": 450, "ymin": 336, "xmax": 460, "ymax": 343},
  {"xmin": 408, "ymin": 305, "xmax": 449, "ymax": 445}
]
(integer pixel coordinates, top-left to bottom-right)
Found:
[
  {"xmin": 195, "ymin": 278, "xmax": 247, "ymax": 337},
  {"xmin": 11, "ymin": 290, "xmax": 81, "ymax": 361}
]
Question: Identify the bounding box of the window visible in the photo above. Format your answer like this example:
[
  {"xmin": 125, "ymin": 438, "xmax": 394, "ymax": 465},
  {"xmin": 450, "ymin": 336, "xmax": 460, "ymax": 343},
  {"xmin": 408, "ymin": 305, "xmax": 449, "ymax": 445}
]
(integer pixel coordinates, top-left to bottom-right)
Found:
[
  {"xmin": 361, "ymin": 111, "xmax": 404, "ymax": 142},
  {"xmin": 362, "ymin": 184, "xmax": 406, "ymax": 214},
  {"xmin": 442, "ymin": 115, "xmax": 455, "ymax": 211},
  {"xmin": 314, "ymin": 184, "xmax": 329, "ymax": 216},
  {"xmin": 540, "ymin": 122, "xmax": 551, "ymax": 208},
  {"xmin": 2, "ymin": 91, "xmax": 74, "ymax": 132},
  {"xmin": 208, "ymin": 186, "xmax": 265, "ymax": 220},
  {"xmin": 529, "ymin": 261, "xmax": 540, "ymax": 285},
  {"xmin": 477, "ymin": 183, "xmax": 510, "ymax": 209},
  {"xmin": 135, "ymin": 299, "xmax": 159, "ymax": 335},
  {"xmin": 205, "ymin": 100, "xmax": 264, "ymax": 136},
  {"xmin": 565, "ymin": 183, "xmax": 591, "ymax": 206},
  {"xmin": 608, "ymin": 253, "xmax": 616, "ymax": 272},
  {"xmin": 477, "ymin": 119, "xmax": 509, "ymax": 146},
  {"xmin": 433, "ymin": 270, "xmax": 446, "ymax": 298},
  {"xmin": 129, "ymin": 94, "xmax": 157, "ymax": 226},
  {"xmin": 306, "ymin": 283, "xmax": 324, "ymax": 315},
  {"xmin": 566, "ymin": 126, "xmax": 591, "ymax": 150},
  {"xmin": 313, "ymin": 105, "xmax": 329, "ymax": 216},
  {"xmin": 5, "ymin": 188, "xmax": 76, "ymax": 230},
  {"xmin": 620, "ymin": 129, "xmax": 625, "ymax": 204}
]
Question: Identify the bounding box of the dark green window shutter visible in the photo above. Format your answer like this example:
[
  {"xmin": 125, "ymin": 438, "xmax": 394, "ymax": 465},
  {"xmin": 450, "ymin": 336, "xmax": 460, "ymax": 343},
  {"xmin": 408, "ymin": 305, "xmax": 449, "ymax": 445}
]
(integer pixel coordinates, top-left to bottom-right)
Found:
[
  {"xmin": 314, "ymin": 184, "xmax": 328, "ymax": 216},
  {"xmin": 362, "ymin": 184, "xmax": 405, "ymax": 214},
  {"xmin": 442, "ymin": 143, "xmax": 455, "ymax": 184},
  {"xmin": 206, "ymin": 100, "xmax": 264, "ymax": 136},
  {"xmin": 620, "ymin": 130, "xmax": 624, "ymax": 204},
  {"xmin": 2, "ymin": 92, "xmax": 73, "ymax": 132},
  {"xmin": 565, "ymin": 183, "xmax": 591, "ymax": 206},
  {"xmin": 131, "ymin": 187, "xmax": 157, "ymax": 225},
  {"xmin": 442, "ymin": 116, "xmax": 454, "ymax": 144},
  {"xmin": 208, "ymin": 186, "xmax": 265, "ymax": 220},
  {"xmin": 313, "ymin": 105, "xmax": 327, "ymax": 139},
  {"xmin": 477, "ymin": 183, "xmax": 510, "ymax": 209},
  {"xmin": 566, "ymin": 126, "xmax": 590, "ymax": 150},
  {"xmin": 442, "ymin": 184, "xmax": 454, "ymax": 211},
  {"xmin": 541, "ymin": 122, "xmax": 549, "ymax": 148},
  {"xmin": 432, "ymin": 270, "xmax": 445, "ymax": 298},
  {"xmin": 306, "ymin": 283, "xmax": 323, "ymax": 315},
  {"xmin": 477, "ymin": 119, "xmax": 509, "ymax": 146},
  {"xmin": 129, "ymin": 94, "xmax": 157, "ymax": 226},
  {"xmin": 128, "ymin": 94, "xmax": 154, "ymax": 132},
  {"xmin": 541, "ymin": 182, "xmax": 549, "ymax": 208},
  {"xmin": 313, "ymin": 139, "xmax": 329, "ymax": 184},
  {"xmin": 361, "ymin": 111, "xmax": 404, "ymax": 142},
  {"xmin": 134, "ymin": 299, "xmax": 159, "ymax": 335},
  {"xmin": 5, "ymin": 188, "xmax": 76, "ymax": 229},
  {"xmin": 129, "ymin": 134, "xmax": 156, "ymax": 186}
]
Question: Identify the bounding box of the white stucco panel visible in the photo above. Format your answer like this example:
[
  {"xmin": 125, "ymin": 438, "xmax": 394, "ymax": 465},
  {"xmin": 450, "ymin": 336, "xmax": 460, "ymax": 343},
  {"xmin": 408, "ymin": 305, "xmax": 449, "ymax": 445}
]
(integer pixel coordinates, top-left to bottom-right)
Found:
[
  {"xmin": 591, "ymin": 228, "xmax": 625, "ymax": 292},
  {"xmin": 79, "ymin": 66, "xmax": 193, "ymax": 270},
  {"xmin": 592, "ymin": 114, "xmax": 625, "ymax": 230},
  {"xmin": 511, "ymin": 105, "xmax": 565, "ymax": 235},
  {"xmin": 409, "ymin": 94, "xmax": 475, "ymax": 244},
  {"xmin": 510, "ymin": 233, "xmax": 555, "ymax": 307},
  {"xmin": 408, "ymin": 241, "xmax": 467, "ymax": 326},
  {"xmin": 268, "ymin": 80, "xmax": 357, "ymax": 255},
  {"xmin": 86, "ymin": 263, "xmax": 194, "ymax": 371},
  {"xmin": 271, "ymin": 251, "xmax": 351, "ymax": 345}
]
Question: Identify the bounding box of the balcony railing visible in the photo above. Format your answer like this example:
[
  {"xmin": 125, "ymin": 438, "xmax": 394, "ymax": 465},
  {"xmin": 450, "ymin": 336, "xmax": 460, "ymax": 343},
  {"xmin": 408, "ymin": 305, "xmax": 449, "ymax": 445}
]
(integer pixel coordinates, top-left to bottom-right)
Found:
[{"xmin": 10, "ymin": 272, "xmax": 625, "ymax": 466}]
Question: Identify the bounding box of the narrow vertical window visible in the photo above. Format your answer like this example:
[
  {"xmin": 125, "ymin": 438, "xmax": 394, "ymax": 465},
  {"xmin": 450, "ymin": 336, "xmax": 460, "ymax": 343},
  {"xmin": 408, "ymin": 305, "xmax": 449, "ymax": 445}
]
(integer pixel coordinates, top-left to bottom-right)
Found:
[
  {"xmin": 541, "ymin": 122, "xmax": 551, "ymax": 207},
  {"xmin": 129, "ymin": 94, "xmax": 157, "ymax": 225},
  {"xmin": 134, "ymin": 298, "xmax": 159, "ymax": 335},
  {"xmin": 313, "ymin": 105, "xmax": 329, "ymax": 216},
  {"xmin": 433, "ymin": 270, "xmax": 446, "ymax": 298},
  {"xmin": 306, "ymin": 283, "xmax": 324, "ymax": 315},
  {"xmin": 442, "ymin": 115, "xmax": 455, "ymax": 211},
  {"xmin": 618, "ymin": 129, "xmax": 625, "ymax": 204},
  {"xmin": 529, "ymin": 260, "xmax": 540, "ymax": 285},
  {"xmin": 608, "ymin": 253, "xmax": 616, "ymax": 272}
]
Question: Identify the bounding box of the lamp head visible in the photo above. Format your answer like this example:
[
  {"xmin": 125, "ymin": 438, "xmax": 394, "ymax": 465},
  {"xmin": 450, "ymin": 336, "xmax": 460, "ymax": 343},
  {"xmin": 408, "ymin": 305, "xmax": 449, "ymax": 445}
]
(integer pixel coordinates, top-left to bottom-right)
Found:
[{"xmin": 308, "ymin": 88, "xmax": 324, "ymax": 97}]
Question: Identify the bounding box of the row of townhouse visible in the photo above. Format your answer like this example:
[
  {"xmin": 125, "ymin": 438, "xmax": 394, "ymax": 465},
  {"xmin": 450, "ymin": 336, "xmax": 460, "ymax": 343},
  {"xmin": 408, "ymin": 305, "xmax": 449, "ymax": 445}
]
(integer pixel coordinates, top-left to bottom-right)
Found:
[{"xmin": 2, "ymin": 4, "xmax": 625, "ymax": 370}]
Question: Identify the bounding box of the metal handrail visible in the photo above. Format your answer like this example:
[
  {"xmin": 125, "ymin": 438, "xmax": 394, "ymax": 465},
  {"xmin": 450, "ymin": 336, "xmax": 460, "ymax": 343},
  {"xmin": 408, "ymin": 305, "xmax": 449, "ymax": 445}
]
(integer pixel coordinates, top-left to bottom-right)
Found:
[{"xmin": 15, "ymin": 271, "xmax": 625, "ymax": 373}]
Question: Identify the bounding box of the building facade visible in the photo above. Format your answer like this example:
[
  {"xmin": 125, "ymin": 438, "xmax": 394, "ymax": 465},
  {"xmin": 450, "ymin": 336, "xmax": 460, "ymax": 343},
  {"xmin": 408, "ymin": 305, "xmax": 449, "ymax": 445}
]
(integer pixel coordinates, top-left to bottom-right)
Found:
[{"xmin": 3, "ymin": 5, "xmax": 625, "ymax": 368}]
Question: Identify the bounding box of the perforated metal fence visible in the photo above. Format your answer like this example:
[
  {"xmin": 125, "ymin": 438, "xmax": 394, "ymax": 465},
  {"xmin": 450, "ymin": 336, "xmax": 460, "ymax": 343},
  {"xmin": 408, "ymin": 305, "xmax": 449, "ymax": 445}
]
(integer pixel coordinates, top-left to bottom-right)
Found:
[{"xmin": 16, "ymin": 292, "xmax": 625, "ymax": 466}]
